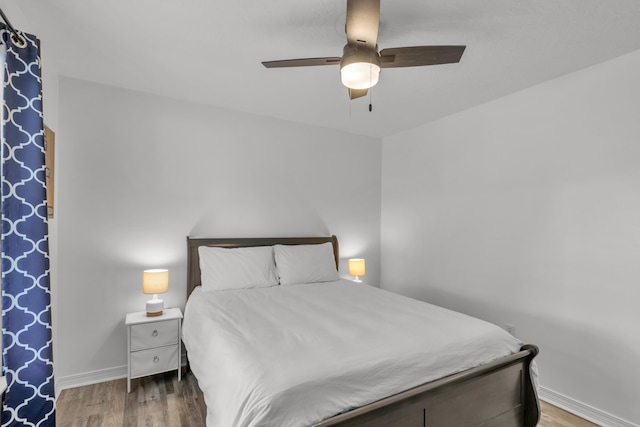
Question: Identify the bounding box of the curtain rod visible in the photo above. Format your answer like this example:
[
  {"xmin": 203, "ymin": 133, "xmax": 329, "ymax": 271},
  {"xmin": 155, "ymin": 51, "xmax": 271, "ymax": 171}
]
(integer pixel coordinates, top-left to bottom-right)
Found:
[{"xmin": 0, "ymin": 7, "xmax": 27, "ymax": 47}]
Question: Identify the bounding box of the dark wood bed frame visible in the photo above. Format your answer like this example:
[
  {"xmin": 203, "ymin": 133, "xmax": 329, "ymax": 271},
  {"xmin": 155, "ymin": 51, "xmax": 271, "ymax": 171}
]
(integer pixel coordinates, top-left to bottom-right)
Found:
[{"xmin": 186, "ymin": 236, "xmax": 540, "ymax": 427}]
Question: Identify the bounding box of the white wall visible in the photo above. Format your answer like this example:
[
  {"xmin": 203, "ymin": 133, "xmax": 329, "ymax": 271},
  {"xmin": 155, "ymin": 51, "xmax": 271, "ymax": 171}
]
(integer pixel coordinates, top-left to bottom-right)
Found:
[
  {"xmin": 56, "ymin": 77, "xmax": 381, "ymax": 387},
  {"xmin": 382, "ymin": 50, "xmax": 640, "ymax": 425}
]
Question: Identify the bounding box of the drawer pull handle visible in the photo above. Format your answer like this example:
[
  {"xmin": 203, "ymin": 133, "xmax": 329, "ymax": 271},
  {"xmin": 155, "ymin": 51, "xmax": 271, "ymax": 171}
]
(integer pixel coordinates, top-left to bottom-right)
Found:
[
  {"xmin": 153, "ymin": 356, "xmax": 160, "ymax": 363},
  {"xmin": 152, "ymin": 330, "xmax": 158, "ymax": 337}
]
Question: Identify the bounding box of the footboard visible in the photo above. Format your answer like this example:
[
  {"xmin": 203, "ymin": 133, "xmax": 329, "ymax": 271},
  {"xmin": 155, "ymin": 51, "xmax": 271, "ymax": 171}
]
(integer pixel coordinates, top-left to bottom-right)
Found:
[{"xmin": 315, "ymin": 345, "xmax": 540, "ymax": 427}]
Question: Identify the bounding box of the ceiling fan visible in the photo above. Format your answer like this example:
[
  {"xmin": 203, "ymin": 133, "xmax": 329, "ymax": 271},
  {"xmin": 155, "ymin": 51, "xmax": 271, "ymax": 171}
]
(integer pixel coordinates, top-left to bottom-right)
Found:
[{"xmin": 262, "ymin": 0, "xmax": 466, "ymax": 100}]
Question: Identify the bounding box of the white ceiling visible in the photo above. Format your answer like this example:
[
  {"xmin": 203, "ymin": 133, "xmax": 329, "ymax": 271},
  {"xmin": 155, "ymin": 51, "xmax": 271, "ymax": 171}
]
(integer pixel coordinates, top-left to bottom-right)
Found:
[{"xmin": 12, "ymin": 0, "xmax": 640, "ymax": 137}]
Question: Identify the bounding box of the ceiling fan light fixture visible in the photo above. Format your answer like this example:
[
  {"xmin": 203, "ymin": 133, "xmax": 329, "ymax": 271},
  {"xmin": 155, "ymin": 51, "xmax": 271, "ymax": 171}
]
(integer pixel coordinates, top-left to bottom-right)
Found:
[
  {"xmin": 341, "ymin": 62, "xmax": 380, "ymax": 89},
  {"xmin": 340, "ymin": 45, "xmax": 381, "ymax": 90}
]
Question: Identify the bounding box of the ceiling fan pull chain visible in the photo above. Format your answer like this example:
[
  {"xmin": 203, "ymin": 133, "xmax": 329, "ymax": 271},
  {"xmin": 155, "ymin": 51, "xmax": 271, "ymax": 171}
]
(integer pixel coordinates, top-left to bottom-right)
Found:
[{"xmin": 369, "ymin": 63, "xmax": 373, "ymax": 112}]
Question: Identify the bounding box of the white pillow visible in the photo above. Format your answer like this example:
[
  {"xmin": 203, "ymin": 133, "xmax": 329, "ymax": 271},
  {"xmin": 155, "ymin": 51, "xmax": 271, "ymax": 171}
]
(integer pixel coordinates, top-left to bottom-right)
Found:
[
  {"xmin": 198, "ymin": 245, "xmax": 278, "ymax": 291},
  {"xmin": 274, "ymin": 242, "xmax": 339, "ymax": 285}
]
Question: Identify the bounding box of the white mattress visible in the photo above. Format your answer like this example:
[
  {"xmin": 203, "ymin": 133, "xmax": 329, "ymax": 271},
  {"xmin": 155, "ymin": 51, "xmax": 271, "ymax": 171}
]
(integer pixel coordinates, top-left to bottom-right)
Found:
[{"xmin": 182, "ymin": 280, "xmax": 524, "ymax": 427}]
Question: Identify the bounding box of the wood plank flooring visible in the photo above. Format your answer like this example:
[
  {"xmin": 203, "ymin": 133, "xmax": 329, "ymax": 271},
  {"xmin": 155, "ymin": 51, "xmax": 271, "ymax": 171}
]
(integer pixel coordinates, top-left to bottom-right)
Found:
[
  {"xmin": 57, "ymin": 371, "xmax": 204, "ymax": 427},
  {"xmin": 57, "ymin": 371, "xmax": 600, "ymax": 426},
  {"xmin": 539, "ymin": 400, "xmax": 600, "ymax": 427}
]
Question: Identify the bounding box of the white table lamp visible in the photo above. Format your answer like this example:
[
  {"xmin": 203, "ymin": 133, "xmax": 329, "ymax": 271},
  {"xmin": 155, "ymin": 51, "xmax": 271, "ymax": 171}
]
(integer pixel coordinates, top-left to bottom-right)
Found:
[
  {"xmin": 349, "ymin": 259, "xmax": 365, "ymax": 283},
  {"xmin": 143, "ymin": 269, "xmax": 168, "ymax": 317}
]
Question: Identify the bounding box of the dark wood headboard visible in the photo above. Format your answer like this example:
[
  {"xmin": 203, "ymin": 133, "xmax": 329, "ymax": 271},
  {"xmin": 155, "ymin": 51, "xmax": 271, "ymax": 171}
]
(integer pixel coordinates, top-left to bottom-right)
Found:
[{"xmin": 186, "ymin": 235, "xmax": 339, "ymax": 298}]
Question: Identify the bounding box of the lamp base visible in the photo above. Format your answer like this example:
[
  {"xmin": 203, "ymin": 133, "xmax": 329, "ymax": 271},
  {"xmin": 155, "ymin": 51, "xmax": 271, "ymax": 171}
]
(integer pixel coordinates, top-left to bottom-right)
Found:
[
  {"xmin": 146, "ymin": 310, "xmax": 164, "ymax": 317},
  {"xmin": 146, "ymin": 297, "xmax": 164, "ymax": 317},
  {"xmin": 352, "ymin": 276, "xmax": 362, "ymax": 283}
]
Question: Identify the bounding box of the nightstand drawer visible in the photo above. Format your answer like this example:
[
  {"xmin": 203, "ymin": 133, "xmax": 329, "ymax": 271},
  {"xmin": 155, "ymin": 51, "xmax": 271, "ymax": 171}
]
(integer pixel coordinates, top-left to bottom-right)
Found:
[
  {"xmin": 130, "ymin": 319, "xmax": 179, "ymax": 351},
  {"xmin": 130, "ymin": 345, "xmax": 178, "ymax": 379}
]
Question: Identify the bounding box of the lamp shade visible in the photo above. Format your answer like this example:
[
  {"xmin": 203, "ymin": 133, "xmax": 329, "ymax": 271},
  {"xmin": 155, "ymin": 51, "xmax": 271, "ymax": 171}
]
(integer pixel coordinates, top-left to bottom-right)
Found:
[
  {"xmin": 348, "ymin": 259, "xmax": 366, "ymax": 277},
  {"xmin": 142, "ymin": 269, "xmax": 169, "ymax": 295}
]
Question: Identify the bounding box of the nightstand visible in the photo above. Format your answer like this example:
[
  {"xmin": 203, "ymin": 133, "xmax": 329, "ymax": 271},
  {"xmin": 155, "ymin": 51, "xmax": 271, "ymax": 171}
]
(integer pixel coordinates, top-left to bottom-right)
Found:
[{"xmin": 125, "ymin": 307, "xmax": 183, "ymax": 393}]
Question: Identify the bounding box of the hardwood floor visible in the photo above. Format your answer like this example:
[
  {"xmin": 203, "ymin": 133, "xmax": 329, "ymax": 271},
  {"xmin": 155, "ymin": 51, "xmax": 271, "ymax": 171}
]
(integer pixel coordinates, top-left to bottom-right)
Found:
[
  {"xmin": 57, "ymin": 371, "xmax": 600, "ymax": 426},
  {"xmin": 57, "ymin": 371, "xmax": 204, "ymax": 427},
  {"xmin": 539, "ymin": 400, "xmax": 600, "ymax": 427}
]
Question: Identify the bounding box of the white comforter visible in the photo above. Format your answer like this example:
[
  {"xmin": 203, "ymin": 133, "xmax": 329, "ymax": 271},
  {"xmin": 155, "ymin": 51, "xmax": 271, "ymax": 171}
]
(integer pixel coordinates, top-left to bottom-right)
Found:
[{"xmin": 182, "ymin": 280, "xmax": 523, "ymax": 427}]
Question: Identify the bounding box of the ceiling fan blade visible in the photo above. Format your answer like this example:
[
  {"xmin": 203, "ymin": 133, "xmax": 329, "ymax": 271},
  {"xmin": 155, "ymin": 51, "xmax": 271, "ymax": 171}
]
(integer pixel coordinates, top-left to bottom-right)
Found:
[
  {"xmin": 262, "ymin": 57, "xmax": 341, "ymax": 68},
  {"xmin": 348, "ymin": 88, "xmax": 368, "ymax": 100},
  {"xmin": 379, "ymin": 45, "xmax": 466, "ymax": 68},
  {"xmin": 346, "ymin": 0, "xmax": 380, "ymax": 49}
]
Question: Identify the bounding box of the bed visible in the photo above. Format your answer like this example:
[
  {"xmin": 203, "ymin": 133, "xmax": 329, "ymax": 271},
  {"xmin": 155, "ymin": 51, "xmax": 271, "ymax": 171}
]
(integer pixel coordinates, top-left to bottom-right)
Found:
[{"xmin": 183, "ymin": 236, "xmax": 540, "ymax": 427}]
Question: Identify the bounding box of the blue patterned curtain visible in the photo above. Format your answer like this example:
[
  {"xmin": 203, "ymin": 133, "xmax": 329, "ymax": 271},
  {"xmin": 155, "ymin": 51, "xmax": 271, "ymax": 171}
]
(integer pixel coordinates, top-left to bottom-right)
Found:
[{"xmin": 0, "ymin": 24, "xmax": 55, "ymax": 426}]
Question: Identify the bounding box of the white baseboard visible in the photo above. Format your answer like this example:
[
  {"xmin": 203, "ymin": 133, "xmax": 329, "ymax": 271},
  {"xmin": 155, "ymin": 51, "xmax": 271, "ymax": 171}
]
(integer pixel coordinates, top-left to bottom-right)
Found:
[
  {"xmin": 55, "ymin": 365, "xmax": 128, "ymax": 398},
  {"xmin": 539, "ymin": 386, "xmax": 638, "ymax": 427}
]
